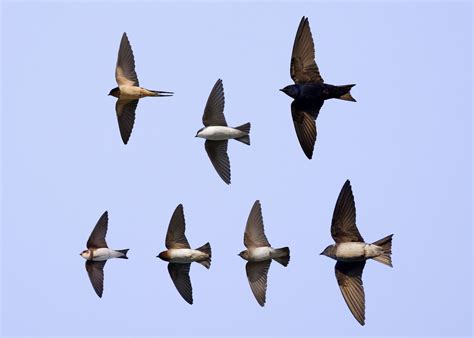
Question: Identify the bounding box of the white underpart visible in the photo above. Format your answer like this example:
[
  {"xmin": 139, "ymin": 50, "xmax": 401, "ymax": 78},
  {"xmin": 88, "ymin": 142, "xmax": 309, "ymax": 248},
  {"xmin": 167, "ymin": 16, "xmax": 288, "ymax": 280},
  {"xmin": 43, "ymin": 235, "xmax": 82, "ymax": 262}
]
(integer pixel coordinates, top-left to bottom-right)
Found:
[
  {"xmin": 168, "ymin": 248, "xmax": 208, "ymax": 263},
  {"xmin": 197, "ymin": 126, "xmax": 246, "ymax": 141},
  {"xmin": 248, "ymin": 247, "xmax": 274, "ymax": 262},
  {"xmin": 92, "ymin": 248, "xmax": 124, "ymax": 261},
  {"xmin": 336, "ymin": 242, "xmax": 384, "ymax": 261}
]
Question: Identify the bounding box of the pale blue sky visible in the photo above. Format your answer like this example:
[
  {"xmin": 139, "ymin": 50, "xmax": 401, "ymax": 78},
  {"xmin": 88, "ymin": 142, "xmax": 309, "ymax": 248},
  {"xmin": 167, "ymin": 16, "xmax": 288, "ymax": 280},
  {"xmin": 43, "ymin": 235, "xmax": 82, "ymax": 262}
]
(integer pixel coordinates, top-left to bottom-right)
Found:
[{"xmin": 1, "ymin": 1, "xmax": 472, "ymax": 337}]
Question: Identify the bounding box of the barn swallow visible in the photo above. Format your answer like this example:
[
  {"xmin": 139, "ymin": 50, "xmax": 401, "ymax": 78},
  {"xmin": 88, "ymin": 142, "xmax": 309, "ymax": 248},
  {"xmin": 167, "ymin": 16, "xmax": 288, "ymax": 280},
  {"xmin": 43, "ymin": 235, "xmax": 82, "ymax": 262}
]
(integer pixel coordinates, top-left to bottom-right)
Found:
[
  {"xmin": 238, "ymin": 200, "xmax": 290, "ymax": 306},
  {"xmin": 195, "ymin": 79, "xmax": 251, "ymax": 185},
  {"xmin": 320, "ymin": 180, "xmax": 393, "ymax": 325},
  {"xmin": 157, "ymin": 204, "xmax": 211, "ymax": 305},
  {"xmin": 109, "ymin": 32, "xmax": 173, "ymax": 144},
  {"xmin": 280, "ymin": 17, "xmax": 356, "ymax": 159},
  {"xmin": 80, "ymin": 211, "xmax": 129, "ymax": 298}
]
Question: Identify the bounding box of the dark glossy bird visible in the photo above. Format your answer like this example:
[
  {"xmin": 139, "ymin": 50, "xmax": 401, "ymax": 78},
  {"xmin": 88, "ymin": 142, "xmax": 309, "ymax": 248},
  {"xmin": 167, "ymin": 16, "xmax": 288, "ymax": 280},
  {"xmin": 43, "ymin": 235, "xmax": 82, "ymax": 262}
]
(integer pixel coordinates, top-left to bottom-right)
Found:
[
  {"xmin": 80, "ymin": 211, "xmax": 129, "ymax": 298},
  {"xmin": 238, "ymin": 200, "xmax": 290, "ymax": 306},
  {"xmin": 109, "ymin": 32, "xmax": 173, "ymax": 144},
  {"xmin": 157, "ymin": 204, "xmax": 211, "ymax": 305},
  {"xmin": 320, "ymin": 180, "xmax": 393, "ymax": 325},
  {"xmin": 196, "ymin": 79, "xmax": 251, "ymax": 184},
  {"xmin": 280, "ymin": 17, "xmax": 356, "ymax": 159}
]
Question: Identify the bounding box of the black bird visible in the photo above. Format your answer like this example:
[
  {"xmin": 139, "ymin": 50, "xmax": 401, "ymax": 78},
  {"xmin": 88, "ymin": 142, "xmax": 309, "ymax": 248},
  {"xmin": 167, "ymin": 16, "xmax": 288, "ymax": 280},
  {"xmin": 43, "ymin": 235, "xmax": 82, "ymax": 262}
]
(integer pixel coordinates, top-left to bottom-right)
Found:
[{"xmin": 280, "ymin": 17, "xmax": 356, "ymax": 159}]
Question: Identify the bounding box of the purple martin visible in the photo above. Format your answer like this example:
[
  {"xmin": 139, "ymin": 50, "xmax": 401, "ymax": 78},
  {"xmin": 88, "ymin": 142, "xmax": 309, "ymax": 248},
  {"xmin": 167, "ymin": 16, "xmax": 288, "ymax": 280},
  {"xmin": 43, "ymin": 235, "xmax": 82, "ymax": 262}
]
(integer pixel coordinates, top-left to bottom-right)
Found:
[
  {"xmin": 196, "ymin": 79, "xmax": 251, "ymax": 185},
  {"xmin": 321, "ymin": 180, "xmax": 393, "ymax": 325},
  {"xmin": 108, "ymin": 32, "xmax": 173, "ymax": 144},
  {"xmin": 80, "ymin": 211, "xmax": 129, "ymax": 298},
  {"xmin": 280, "ymin": 17, "xmax": 356, "ymax": 159}
]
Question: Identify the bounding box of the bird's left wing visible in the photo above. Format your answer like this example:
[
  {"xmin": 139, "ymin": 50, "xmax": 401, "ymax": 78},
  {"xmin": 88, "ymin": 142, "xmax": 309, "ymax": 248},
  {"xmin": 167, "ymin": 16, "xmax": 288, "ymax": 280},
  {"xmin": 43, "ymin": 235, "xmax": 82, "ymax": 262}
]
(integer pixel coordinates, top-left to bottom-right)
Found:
[
  {"xmin": 115, "ymin": 32, "xmax": 139, "ymax": 87},
  {"xmin": 202, "ymin": 79, "xmax": 227, "ymax": 127},
  {"xmin": 335, "ymin": 261, "xmax": 366, "ymax": 326},
  {"xmin": 115, "ymin": 99, "xmax": 138, "ymax": 145},
  {"xmin": 205, "ymin": 140, "xmax": 231, "ymax": 184},
  {"xmin": 85, "ymin": 260, "xmax": 107, "ymax": 298},
  {"xmin": 168, "ymin": 263, "xmax": 193, "ymax": 305},
  {"xmin": 165, "ymin": 204, "xmax": 190, "ymax": 250},
  {"xmin": 291, "ymin": 99, "xmax": 323, "ymax": 160},
  {"xmin": 87, "ymin": 211, "xmax": 108, "ymax": 249},
  {"xmin": 245, "ymin": 260, "xmax": 271, "ymax": 307}
]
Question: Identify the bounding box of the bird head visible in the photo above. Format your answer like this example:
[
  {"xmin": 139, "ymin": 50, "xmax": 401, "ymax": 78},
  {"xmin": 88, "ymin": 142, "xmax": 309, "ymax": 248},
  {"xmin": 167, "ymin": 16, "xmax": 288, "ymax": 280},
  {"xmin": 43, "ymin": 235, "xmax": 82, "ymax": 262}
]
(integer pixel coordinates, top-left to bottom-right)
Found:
[
  {"xmin": 320, "ymin": 245, "xmax": 336, "ymax": 258},
  {"xmin": 108, "ymin": 87, "xmax": 120, "ymax": 98},
  {"xmin": 238, "ymin": 250, "xmax": 249, "ymax": 260},
  {"xmin": 279, "ymin": 85, "xmax": 300, "ymax": 99},
  {"xmin": 195, "ymin": 127, "xmax": 205, "ymax": 138},
  {"xmin": 80, "ymin": 249, "xmax": 91, "ymax": 260},
  {"xmin": 157, "ymin": 251, "xmax": 170, "ymax": 261}
]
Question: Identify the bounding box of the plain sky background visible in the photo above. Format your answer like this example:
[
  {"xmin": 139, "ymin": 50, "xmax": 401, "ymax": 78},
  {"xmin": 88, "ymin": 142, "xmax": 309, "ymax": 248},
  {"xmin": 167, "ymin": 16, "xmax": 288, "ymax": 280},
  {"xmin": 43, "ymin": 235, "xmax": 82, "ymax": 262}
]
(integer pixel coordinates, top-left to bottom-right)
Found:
[{"xmin": 1, "ymin": 1, "xmax": 472, "ymax": 337}]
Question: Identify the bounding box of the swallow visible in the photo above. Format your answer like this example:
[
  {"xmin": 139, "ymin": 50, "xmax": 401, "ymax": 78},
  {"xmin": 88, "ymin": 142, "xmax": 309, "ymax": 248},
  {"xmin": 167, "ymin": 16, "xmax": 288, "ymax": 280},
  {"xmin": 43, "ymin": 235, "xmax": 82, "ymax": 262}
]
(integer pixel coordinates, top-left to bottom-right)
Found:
[
  {"xmin": 320, "ymin": 180, "xmax": 393, "ymax": 325},
  {"xmin": 195, "ymin": 79, "xmax": 251, "ymax": 184},
  {"xmin": 238, "ymin": 200, "xmax": 290, "ymax": 306},
  {"xmin": 157, "ymin": 204, "xmax": 211, "ymax": 305},
  {"xmin": 80, "ymin": 211, "xmax": 129, "ymax": 298},
  {"xmin": 280, "ymin": 17, "xmax": 356, "ymax": 159},
  {"xmin": 108, "ymin": 32, "xmax": 173, "ymax": 144}
]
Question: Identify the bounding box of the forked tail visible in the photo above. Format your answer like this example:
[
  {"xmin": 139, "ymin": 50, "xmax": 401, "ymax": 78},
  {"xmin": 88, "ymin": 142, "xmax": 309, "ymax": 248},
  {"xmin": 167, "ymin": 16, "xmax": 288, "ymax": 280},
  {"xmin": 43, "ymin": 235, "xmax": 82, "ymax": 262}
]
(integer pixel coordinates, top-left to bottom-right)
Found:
[
  {"xmin": 196, "ymin": 242, "xmax": 212, "ymax": 269},
  {"xmin": 235, "ymin": 122, "xmax": 251, "ymax": 145},
  {"xmin": 117, "ymin": 249, "xmax": 129, "ymax": 259},
  {"xmin": 273, "ymin": 247, "xmax": 290, "ymax": 267},
  {"xmin": 372, "ymin": 235, "xmax": 393, "ymax": 267},
  {"xmin": 337, "ymin": 84, "xmax": 356, "ymax": 102}
]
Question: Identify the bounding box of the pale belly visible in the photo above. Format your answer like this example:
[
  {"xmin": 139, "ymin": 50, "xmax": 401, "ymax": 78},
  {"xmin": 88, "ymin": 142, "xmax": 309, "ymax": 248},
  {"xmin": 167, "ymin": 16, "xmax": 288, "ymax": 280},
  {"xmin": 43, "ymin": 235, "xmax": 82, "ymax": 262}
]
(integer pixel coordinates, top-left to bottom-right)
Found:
[
  {"xmin": 119, "ymin": 85, "xmax": 147, "ymax": 99},
  {"xmin": 168, "ymin": 249, "xmax": 208, "ymax": 263},
  {"xmin": 198, "ymin": 126, "xmax": 246, "ymax": 141},
  {"xmin": 335, "ymin": 242, "xmax": 383, "ymax": 261},
  {"xmin": 92, "ymin": 248, "xmax": 121, "ymax": 261},
  {"xmin": 248, "ymin": 247, "xmax": 273, "ymax": 262}
]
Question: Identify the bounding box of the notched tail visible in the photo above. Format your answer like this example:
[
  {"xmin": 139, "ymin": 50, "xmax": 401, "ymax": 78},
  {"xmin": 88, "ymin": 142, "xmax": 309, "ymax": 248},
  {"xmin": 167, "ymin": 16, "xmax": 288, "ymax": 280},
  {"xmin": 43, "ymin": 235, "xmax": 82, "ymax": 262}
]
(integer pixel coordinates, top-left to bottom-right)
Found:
[
  {"xmin": 150, "ymin": 90, "xmax": 174, "ymax": 97},
  {"xmin": 337, "ymin": 84, "xmax": 356, "ymax": 102},
  {"xmin": 235, "ymin": 122, "xmax": 251, "ymax": 145},
  {"xmin": 117, "ymin": 249, "xmax": 129, "ymax": 259},
  {"xmin": 372, "ymin": 234, "xmax": 393, "ymax": 267},
  {"xmin": 273, "ymin": 247, "xmax": 290, "ymax": 267},
  {"xmin": 196, "ymin": 242, "xmax": 212, "ymax": 269}
]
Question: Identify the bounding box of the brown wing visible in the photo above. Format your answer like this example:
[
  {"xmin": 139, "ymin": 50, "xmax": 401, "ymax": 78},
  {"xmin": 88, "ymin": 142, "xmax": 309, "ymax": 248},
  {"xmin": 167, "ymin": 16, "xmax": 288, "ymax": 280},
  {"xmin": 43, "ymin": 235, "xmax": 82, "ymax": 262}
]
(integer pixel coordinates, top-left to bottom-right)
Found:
[
  {"xmin": 115, "ymin": 99, "xmax": 138, "ymax": 145},
  {"xmin": 115, "ymin": 32, "xmax": 139, "ymax": 87},
  {"xmin": 85, "ymin": 260, "xmax": 106, "ymax": 298},
  {"xmin": 291, "ymin": 99, "xmax": 323, "ymax": 160},
  {"xmin": 205, "ymin": 140, "xmax": 231, "ymax": 184},
  {"xmin": 87, "ymin": 211, "xmax": 108, "ymax": 249},
  {"xmin": 202, "ymin": 79, "xmax": 227, "ymax": 127},
  {"xmin": 244, "ymin": 200, "xmax": 270, "ymax": 249},
  {"xmin": 290, "ymin": 17, "xmax": 324, "ymax": 84},
  {"xmin": 168, "ymin": 263, "xmax": 193, "ymax": 305},
  {"xmin": 331, "ymin": 180, "xmax": 364, "ymax": 243},
  {"xmin": 335, "ymin": 261, "xmax": 366, "ymax": 326},
  {"xmin": 165, "ymin": 204, "xmax": 190, "ymax": 249},
  {"xmin": 246, "ymin": 260, "xmax": 271, "ymax": 307}
]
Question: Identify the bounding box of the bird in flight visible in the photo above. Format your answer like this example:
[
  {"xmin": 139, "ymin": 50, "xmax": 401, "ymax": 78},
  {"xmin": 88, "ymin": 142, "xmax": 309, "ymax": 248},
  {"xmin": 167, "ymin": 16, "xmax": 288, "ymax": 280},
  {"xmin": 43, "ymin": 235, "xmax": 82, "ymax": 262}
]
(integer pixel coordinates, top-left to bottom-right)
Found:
[
  {"xmin": 280, "ymin": 17, "xmax": 356, "ymax": 159},
  {"xmin": 320, "ymin": 180, "xmax": 393, "ymax": 325},
  {"xmin": 238, "ymin": 200, "xmax": 290, "ymax": 306},
  {"xmin": 157, "ymin": 204, "xmax": 211, "ymax": 304},
  {"xmin": 109, "ymin": 32, "xmax": 173, "ymax": 144},
  {"xmin": 80, "ymin": 211, "xmax": 129, "ymax": 298},
  {"xmin": 196, "ymin": 79, "xmax": 250, "ymax": 185}
]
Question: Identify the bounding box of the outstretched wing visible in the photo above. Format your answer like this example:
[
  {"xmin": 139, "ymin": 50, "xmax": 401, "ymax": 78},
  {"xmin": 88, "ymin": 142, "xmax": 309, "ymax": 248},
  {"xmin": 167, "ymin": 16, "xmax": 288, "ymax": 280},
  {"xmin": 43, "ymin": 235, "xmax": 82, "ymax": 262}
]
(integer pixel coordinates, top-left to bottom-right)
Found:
[
  {"xmin": 335, "ymin": 261, "xmax": 366, "ymax": 326},
  {"xmin": 115, "ymin": 32, "xmax": 139, "ymax": 86},
  {"xmin": 165, "ymin": 204, "xmax": 190, "ymax": 249},
  {"xmin": 244, "ymin": 200, "xmax": 271, "ymax": 249},
  {"xmin": 87, "ymin": 211, "xmax": 108, "ymax": 249}
]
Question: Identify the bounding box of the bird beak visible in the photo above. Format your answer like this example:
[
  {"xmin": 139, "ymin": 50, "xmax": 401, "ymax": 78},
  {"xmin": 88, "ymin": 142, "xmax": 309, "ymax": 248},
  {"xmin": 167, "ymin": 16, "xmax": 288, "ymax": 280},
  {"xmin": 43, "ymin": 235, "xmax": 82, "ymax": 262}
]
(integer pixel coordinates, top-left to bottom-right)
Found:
[
  {"xmin": 279, "ymin": 88, "xmax": 284, "ymax": 92},
  {"xmin": 155, "ymin": 91, "xmax": 174, "ymax": 97}
]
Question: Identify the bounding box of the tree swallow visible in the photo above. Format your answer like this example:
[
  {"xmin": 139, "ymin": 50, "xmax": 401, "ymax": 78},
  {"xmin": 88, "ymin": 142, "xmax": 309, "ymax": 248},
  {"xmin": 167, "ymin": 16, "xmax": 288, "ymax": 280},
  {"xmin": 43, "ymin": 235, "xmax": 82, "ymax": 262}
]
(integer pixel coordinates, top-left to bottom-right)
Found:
[
  {"xmin": 321, "ymin": 180, "xmax": 393, "ymax": 325},
  {"xmin": 196, "ymin": 79, "xmax": 251, "ymax": 185},
  {"xmin": 80, "ymin": 211, "xmax": 129, "ymax": 298},
  {"xmin": 238, "ymin": 200, "xmax": 290, "ymax": 306},
  {"xmin": 109, "ymin": 32, "xmax": 173, "ymax": 144},
  {"xmin": 280, "ymin": 17, "xmax": 356, "ymax": 159},
  {"xmin": 157, "ymin": 204, "xmax": 211, "ymax": 305}
]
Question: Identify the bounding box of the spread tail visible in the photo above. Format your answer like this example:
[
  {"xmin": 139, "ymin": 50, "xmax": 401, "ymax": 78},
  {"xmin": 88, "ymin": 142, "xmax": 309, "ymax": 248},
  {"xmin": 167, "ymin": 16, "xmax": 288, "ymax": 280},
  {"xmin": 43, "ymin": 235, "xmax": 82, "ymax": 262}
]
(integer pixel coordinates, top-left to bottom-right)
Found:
[
  {"xmin": 337, "ymin": 84, "xmax": 356, "ymax": 102},
  {"xmin": 235, "ymin": 122, "xmax": 251, "ymax": 145},
  {"xmin": 117, "ymin": 249, "xmax": 129, "ymax": 259},
  {"xmin": 196, "ymin": 242, "xmax": 212, "ymax": 269},
  {"xmin": 372, "ymin": 234, "xmax": 393, "ymax": 267},
  {"xmin": 150, "ymin": 90, "xmax": 174, "ymax": 97},
  {"xmin": 273, "ymin": 247, "xmax": 290, "ymax": 267}
]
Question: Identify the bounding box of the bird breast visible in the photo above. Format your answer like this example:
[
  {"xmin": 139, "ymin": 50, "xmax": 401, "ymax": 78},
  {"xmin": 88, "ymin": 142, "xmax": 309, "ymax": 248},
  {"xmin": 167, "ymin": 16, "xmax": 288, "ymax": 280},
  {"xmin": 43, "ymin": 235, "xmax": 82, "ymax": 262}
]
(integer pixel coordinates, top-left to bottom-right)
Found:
[
  {"xmin": 91, "ymin": 248, "xmax": 120, "ymax": 261},
  {"xmin": 118, "ymin": 85, "xmax": 144, "ymax": 99},
  {"xmin": 197, "ymin": 126, "xmax": 246, "ymax": 141},
  {"xmin": 335, "ymin": 242, "xmax": 367, "ymax": 261},
  {"xmin": 168, "ymin": 249, "xmax": 208, "ymax": 263},
  {"xmin": 247, "ymin": 247, "xmax": 273, "ymax": 262}
]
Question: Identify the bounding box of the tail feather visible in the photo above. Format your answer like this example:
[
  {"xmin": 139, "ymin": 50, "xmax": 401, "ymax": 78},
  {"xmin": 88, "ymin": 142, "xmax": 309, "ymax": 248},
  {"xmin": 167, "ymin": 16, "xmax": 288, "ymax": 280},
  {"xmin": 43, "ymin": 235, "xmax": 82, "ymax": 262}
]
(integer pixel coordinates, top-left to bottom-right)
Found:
[
  {"xmin": 337, "ymin": 84, "xmax": 356, "ymax": 102},
  {"xmin": 196, "ymin": 242, "xmax": 212, "ymax": 269},
  {"xmin": 372, "ymin": 234, "xmax": 393, "ymax": 267},
  {"xmin": 273, "ymin": 247, "xmax": 290, "ymax": 267},
  {"xmin": 150, "ymin": 90, "xmax": 174, "ymax": 97},
  {"xmin": 235, "ymin": 123, "xmax": 251, "ymax": 145},
  {"xmin": 117, "ymin": 249, "xmax": 129, "ymax": 259}
]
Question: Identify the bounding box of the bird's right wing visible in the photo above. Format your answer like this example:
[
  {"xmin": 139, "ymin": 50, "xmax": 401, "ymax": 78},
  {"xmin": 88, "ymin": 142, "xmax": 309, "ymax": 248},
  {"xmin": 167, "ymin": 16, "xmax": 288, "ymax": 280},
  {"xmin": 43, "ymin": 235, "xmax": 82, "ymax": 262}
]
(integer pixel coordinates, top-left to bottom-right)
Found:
[
  {"xmin": 87, "ymin": 211, "xmax": 108, "ymax": 249},
  {"xmin": 246, "ymin": 260, "xmax": 271, "ymax": 307},
  {"xmin": 115, "ymin": 99, "xmax": 138, "ymax": 145},
  {"xmin": 291, "ymin": 99, "xmax": 323, "ymax": 160},
  {"xmin": 290, "ymin": 17, "xmax": 324, "ymax": 84},
  {"xmin": 165, "ymin": 204, "xmax": 190, "ymax": 250},
  {"xmin": 115, "ymin": 32, "xmax": 139, "ymax": 87},
  {"xmin": 202, "ymin": 79, "xmax": 227, "ymax": 127},
  {"xmin": 244, "ymin": 200, "xmax": 271, "ymax": 249},
  {"xmin": 168, "ymin": 263, "xmax": 193, "ymax": 305},
  {"xmin": 85, "ymin": 260, "xmax": 106, "ymax": 298},
  {"xmin": 335, "ymin": 261, "xmax": 366, "ymax": 326},
  {"xmin": 205, "ymin": 140, "xmax": 231, "ymax": 184}
]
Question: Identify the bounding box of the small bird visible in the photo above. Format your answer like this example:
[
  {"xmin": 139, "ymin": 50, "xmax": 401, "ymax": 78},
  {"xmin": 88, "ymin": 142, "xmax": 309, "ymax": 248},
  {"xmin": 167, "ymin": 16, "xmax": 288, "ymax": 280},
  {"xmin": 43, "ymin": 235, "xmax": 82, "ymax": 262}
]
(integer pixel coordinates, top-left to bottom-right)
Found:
[
  {"xmin": 80, "ymin": 211, "xmax": 129, "ymax": 298},
  {"xmin": 320, "ymin": 180, "xmax": 393, "ymax": 325},
  {"xmin": 109, "ymin": 32, "xmax": 173, "ymax": 144},
  {"xmin": 238, "ymin": 200, "xmax": 290, "ymax": 306},
  {"xmin": 196, "ymin": 79, "xmax": 250, "ymax": 184},
  {"xmin": 280, "ymin": 17, "xmax": 356, "ymax": 159},
  {"xmin": 157, "ymin": 204, "xmax": 211, "ymax": 305}
]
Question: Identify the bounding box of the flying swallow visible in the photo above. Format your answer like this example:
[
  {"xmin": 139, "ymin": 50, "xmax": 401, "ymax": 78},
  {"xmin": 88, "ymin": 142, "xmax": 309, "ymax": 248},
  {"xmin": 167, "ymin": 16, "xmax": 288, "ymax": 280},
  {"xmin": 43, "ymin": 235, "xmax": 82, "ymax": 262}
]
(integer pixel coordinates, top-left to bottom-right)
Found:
[
  {"xmin": 320, "ymin": 180, "xmax": 393, "ymax": 325},
  {"xmin": 195, "ymin": 79, "xmax": 251, "ymax": 184},
  {"xmin": 157, "ymin": 204, "xmax": 211, "ymax": 304},
  {"xmin": 238, "ymin": 200, "xmax": 290, "ymax": 306},
  {"xmin": 108, "ymin": 32, "xmax": 173, "ymax": 144},
  {"xmin": 280, "ymin": 17, "xmax": 356, "ymax": 159},
  {"xmin": 80, "ymin": 211, "xmax": 129, "ymax": 298}
]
